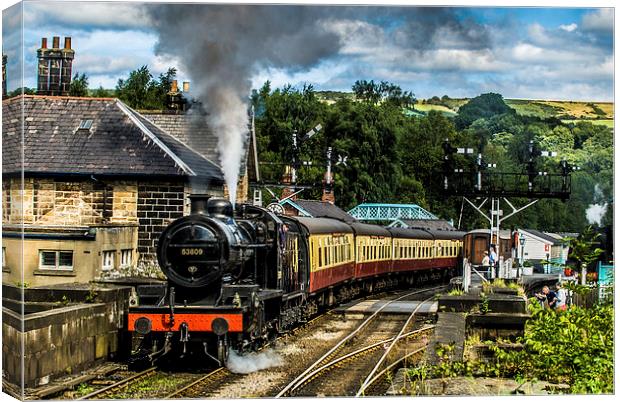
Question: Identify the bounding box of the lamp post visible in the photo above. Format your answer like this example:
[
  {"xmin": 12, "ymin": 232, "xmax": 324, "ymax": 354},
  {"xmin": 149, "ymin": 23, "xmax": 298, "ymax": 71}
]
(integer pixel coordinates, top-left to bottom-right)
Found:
[{"xmin": 519, "ymin": 233, "xmax": 526, "ymax": 276}]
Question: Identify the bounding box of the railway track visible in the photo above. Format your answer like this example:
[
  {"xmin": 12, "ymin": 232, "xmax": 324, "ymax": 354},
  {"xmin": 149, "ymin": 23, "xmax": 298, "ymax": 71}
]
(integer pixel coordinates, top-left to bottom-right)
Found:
[
  {"xmin": 275, "ymin": 286, "xmax": 441, "ymax": 397},
  {"xmin": 77, "ymin": 367, "xmax": 157, "ymax": 400}
]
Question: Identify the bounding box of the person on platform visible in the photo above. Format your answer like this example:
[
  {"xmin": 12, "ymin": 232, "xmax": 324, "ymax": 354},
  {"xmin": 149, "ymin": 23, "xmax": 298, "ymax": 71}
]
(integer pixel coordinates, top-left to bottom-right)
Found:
[
  {"xmin": 555, "ymin": 282, "xmax": 568, "ymax": 310},
  {"xmin": 481, "ymin": 251, "xmax": 490, "ymax": 267},
  {"xmin": 489, "ymin": 246, "xmax": 498, "ymax": 267},
  {"xmin": 535, "ymin": 285, "xmax": 558, "ymax": 309}
]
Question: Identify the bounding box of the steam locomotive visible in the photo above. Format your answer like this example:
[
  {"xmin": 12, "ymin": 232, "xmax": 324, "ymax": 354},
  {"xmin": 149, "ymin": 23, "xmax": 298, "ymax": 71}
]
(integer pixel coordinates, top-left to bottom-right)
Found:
[{"xmin": 127, "ymin": 195, "xmax": 464, "ymax": 367}]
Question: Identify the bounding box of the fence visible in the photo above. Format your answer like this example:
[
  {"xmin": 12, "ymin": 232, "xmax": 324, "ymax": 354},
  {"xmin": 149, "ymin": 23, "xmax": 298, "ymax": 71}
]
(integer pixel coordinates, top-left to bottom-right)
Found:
[{"xmin": 570, "ymin": 285, "xmax": 613, "ymax": 308}]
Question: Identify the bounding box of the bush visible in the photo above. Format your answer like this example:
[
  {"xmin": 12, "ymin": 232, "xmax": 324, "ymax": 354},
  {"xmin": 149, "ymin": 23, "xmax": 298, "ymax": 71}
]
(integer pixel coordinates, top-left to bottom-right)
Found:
[
  {"xmin": 408, "ymin": 302, "xmax": 614, "ymax": 394},
  {"xmin": 494, "ymin": 302, "xmax": 614, "ymax": 393}
]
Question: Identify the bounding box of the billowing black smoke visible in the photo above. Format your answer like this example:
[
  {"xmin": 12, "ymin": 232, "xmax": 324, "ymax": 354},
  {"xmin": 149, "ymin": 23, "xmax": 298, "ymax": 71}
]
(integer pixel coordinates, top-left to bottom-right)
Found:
[
  {"xmin": 145, "ymin": 5, "xmax": 489, "ymax": 204},
  {"xmin": 147, "ymin": 5, "xmax": 342, "ymax": 205}
]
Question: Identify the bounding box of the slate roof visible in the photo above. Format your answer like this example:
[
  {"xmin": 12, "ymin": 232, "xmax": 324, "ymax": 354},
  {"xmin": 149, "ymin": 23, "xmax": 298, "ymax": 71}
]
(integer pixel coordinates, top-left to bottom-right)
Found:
[
  {"xmin": 400, "ymin": 219, "xmax": 456, "ymax": 231},
  {"xmin": 141, "ymin": 111, "xmax": 250, "ymax": 173},
  {"xmin": 2, "ymin": 95, "xmax": 223, "ymax": 181},
  {"xmin": 284, "ymin": 199, "xmax": 356, "ymax": 223},
  {"xmin": 522, "ymin": 229, "xmax": 563, "ymax": 245}
]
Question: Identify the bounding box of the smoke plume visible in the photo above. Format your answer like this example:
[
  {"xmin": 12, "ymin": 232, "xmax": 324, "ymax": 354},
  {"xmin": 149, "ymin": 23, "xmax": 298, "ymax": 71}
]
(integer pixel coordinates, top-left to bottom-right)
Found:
[
  {"xmin": 146, "ymin": 4, "xmax": 342, "ymax": 205},
  {"xmin": 586, "ymin": 184, "xmax": 607, "ymax": 226},
  {"xmin": 145, "ymin": 5, "xmax": 489, "ymax": 204},
  {"xmin": 226, "ymin": 348, "xmax": 283, "ymax": 374}
]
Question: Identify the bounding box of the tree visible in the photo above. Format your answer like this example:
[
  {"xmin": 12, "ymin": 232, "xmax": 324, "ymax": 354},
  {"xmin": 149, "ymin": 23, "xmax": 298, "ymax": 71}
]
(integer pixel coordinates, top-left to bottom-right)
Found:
[
  {"xmin": 567, "ymin": 226, "xmax": 604, "ymax": 273},
  {"xmin": 69, "ymin": 72, "xmax": 89, "ymax": 97},
  {"xmin": 116, "ymin": 66, "xmax": 177, "ymax": 109},
  {"xmin": 454, "ymin": 93, "xmax": 515, "ymax": 129},
  {"xmin": 352, "ymin": 80, "xmax": 416, "ymax": 108},
  {"xmin": 8, "ymin": 87, "xmax": 35, "ymax": 97},
  {"xmin": 92, "ymin": 86, "xmax": 112, "ymax": 98}
]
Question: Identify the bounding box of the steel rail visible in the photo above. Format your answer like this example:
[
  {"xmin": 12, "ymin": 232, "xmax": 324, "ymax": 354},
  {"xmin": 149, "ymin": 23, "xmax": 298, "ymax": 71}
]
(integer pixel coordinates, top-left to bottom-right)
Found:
[
  {"xmin": 285, "ymin": 326, "xmax": 434, "ymax": 393},
  {"xmin": 164, "ymin": 367, "xmax": 229, "ymax": 399},
  {"xmin": 77, "ymin": 367, "xmax": 157, "ymax": 400},
  {"xmin": 275, "ymin": 285, "xmax": 444, "ymax": 397},
  {"xmin": 356, "ymin": 293, "xmax": 436, "ymax": 396},
  {"xmin": 360, "ymin": 345, "xmax": 427, "ymax": 395}
]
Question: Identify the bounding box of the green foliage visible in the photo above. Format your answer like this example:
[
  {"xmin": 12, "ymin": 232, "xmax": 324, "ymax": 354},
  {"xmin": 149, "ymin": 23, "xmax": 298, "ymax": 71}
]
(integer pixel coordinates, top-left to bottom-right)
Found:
[
  {"xmin": 447, "ymin": 289, "xmax": 464, "ymax": 296},
  {"xmin": 69, "ymin": 72, "xmax": 89, "ymax": 97},
  {"xmin": 479, "ymin": 293, "xmax": 490, "ymax": 314},
  {"xmin": 7, "ymin": 87, "xmax": 35, "ymax": 97},
  {"xmin": 91, "ymin": 86, "xmax": 114, "ymax": 98},
  {"xmin": 352, "ymin": 80, "xmax": 416, "ymax": 108},
  {"xmin": 116, "ymin": 65, "xmax": 177, "ymax": 109},
  {"xmin": 254, "ymin": 82, "xmax": 611, "ymax": 233},
  {"xmin": 454, "ymin": 93, "xmax": 515, "ymax": 129},
  {"xmin": 409, "ymin": 303, "xmax": 614, "ymax": 394},
  {"xmin": 568, "ymin": 226, "xmax": 605, "ymax": 270}
]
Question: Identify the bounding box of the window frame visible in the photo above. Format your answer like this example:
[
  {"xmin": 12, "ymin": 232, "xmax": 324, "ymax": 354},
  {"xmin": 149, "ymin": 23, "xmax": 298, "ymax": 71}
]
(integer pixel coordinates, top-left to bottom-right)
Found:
[
  {"xmin": 120, "ymin": 249, "xmax": 133, "ymax": 268},
  {"xmin": 39, "ymin": 250, "xmax": 74, "ymax": 271},
  {"xmin": 102, "ymin": 250, "xmax": 115, "ymax": 271}
]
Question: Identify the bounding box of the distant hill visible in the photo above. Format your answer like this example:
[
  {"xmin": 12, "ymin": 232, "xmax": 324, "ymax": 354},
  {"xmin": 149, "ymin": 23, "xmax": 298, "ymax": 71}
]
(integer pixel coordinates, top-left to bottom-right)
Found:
[{"xmin": 316, "ymin": 91, "xmax": 613, "ymax": 128}]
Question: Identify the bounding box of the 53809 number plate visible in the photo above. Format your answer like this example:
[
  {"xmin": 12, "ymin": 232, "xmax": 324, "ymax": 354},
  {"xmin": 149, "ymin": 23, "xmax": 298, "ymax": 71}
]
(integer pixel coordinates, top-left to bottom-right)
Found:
[{"xmin": 181, "ymin": 248, "xmax": 204, "ymax": 256}]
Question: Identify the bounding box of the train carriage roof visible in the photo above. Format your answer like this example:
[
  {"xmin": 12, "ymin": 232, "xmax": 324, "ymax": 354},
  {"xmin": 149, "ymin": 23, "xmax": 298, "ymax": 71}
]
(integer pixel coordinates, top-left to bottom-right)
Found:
[
  {"xmin": 426, "ymin": 230, "xmax": 467, "ymax": 240},
  {"xmin": 287, "ymin": 216, "xmax": 354, "ymax": 235},
  {"xmin": 387, "ymin": 227, "xmax": 434, "ymax": 240},
  {"xmin": 350, "ymin": 222, "xmax": 392, "ymax": 237}
]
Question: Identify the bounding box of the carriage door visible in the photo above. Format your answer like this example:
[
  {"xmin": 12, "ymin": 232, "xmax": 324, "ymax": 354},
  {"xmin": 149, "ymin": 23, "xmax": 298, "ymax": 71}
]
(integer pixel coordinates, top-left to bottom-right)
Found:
[{"xmin": 473, "ymin": 236, "xmax": 488, "ymax": 265}]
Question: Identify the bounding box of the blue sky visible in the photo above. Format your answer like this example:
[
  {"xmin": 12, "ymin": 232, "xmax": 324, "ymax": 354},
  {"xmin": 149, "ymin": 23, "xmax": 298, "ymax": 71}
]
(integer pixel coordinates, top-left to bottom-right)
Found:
[{"xmin": 2, "ymin": 2, "xmax": 614, "ymax": 101}]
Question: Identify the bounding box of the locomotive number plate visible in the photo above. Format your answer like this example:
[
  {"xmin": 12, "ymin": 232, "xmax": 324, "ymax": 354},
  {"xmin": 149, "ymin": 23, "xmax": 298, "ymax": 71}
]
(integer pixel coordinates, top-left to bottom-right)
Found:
[{"xmin": 181, "ymin": 248, "xmax": 204, "ymax": 256}]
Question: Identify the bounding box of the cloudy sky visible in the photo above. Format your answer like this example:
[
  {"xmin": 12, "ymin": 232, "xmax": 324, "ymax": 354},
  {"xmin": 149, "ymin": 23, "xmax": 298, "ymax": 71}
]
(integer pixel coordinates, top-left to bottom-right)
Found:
[{"xmin": 2, "ymin": 1, "xmax": 614, "ymax": 101}]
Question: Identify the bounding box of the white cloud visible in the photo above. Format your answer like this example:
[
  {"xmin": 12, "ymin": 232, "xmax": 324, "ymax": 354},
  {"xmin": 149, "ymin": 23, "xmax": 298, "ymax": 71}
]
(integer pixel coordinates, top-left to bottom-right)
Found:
[
  {"xmin": 527, "ymin": 23, "xmax": 553, "ymax": 46},
  {"xmin": 559, "ymin": 23, "xmax": 578, "ymax": 32},
  {"xmin": 581, "ymin": 9, "xmax": 613, "ymax": 32},
  {"xmin": 24, "ymin": 2, "xmax": 149, "ymax": 29}
]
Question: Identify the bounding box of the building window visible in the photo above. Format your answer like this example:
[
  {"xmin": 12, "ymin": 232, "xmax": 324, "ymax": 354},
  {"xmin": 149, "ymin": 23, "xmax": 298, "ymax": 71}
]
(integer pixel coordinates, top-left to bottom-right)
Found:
[
  {"xmin": 102, "ymin": 250, "xmax": 115, "ymax": 271},
  {"xmin": 120, "ymin": 249, "xmax": 133, "ymax": 267},
  {"xmin": 78, "ymin": 119, "xmax": 93, "ymax": 130},
  {"xmin": 39, "ymin": 250, "xmax": 74, "ymax": 270}
]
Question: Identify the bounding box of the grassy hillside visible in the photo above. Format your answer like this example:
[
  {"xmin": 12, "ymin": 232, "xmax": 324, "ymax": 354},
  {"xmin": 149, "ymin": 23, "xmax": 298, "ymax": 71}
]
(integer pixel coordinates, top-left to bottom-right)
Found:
[{"xmin": 314, "ymin": 91, "xmax": 613, "ymax": 127}]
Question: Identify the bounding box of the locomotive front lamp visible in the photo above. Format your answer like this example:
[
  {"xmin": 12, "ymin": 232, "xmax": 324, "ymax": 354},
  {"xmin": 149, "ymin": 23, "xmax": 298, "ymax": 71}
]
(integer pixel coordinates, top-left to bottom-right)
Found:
[
  {"xmin": 134, "ymin": 317, "xmax": 152, "ymax": 335},
  {"xmin": 212, "ymin": 318, "xmax": 229, "ymax": 336}
]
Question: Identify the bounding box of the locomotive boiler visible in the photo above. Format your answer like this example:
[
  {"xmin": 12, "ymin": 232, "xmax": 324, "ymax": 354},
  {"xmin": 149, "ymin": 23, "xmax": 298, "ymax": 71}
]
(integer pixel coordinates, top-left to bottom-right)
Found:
[
  {"xmin": 128, "ymin": 195, "xmax": 295, "ymax": 367},
  {"xmin": 127, "ymin": 195, "xmax": 464, "ymax": 368}
]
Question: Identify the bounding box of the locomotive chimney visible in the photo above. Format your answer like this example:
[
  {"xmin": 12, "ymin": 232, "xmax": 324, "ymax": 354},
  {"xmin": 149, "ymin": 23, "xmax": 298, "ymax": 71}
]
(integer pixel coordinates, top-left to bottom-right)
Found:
[{"xmin": 189, "ymin": 194, "xmax": 211, "ymax": 215}]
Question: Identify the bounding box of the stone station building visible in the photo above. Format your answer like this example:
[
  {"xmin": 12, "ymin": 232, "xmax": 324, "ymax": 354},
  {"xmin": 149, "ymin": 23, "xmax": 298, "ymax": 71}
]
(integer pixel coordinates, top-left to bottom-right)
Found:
[{"xmin": 2, "ymin": 95, "xmax": 225, "ymax": 287}]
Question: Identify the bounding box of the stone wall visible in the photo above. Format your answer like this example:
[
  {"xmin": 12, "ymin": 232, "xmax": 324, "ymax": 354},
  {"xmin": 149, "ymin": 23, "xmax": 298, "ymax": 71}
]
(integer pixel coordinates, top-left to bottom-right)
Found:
[
  {"xmin": 136, "ymin": 181, "xmax": 186, "ymax": 261},
  {"xmin": 2, "ymin": 177, "xmax": 136, "ymax": 226},
  {"xmin": 2, "ymin": 285, "xmax": 132, "ymax": 388}
]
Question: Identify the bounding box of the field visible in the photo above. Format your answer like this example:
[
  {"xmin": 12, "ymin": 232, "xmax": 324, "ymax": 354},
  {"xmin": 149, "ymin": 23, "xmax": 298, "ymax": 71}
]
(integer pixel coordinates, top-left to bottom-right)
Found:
[{"xmin": 316, "ymin": 91, "xmax": 614, "ymax": 128}]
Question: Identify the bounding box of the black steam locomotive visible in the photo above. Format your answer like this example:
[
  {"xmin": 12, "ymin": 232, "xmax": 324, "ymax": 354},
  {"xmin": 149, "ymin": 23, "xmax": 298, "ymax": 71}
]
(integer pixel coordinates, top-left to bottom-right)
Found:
[{"xmin": 128, "ymin": 195, "xmax": 464, "ymax": 367}]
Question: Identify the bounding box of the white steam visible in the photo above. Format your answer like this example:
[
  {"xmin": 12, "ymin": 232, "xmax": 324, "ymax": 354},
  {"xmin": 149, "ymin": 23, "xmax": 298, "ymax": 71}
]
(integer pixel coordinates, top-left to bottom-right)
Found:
[
  {"xmin": 208, "ymin": 87, "xmax": 248, "ymax": 206},
  {"xmin": 586, "ymin": 184, "xmax": 608, "ymax": 225},
  {"xmin": 226, "ymin": 348, "xmax": 283, "ymax": 374}
]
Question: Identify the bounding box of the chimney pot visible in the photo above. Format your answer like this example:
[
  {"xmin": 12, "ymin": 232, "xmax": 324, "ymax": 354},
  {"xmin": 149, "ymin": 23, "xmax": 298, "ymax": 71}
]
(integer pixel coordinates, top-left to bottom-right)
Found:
[
  {"xmin": 41, "ymin": 38, "xmax": 47, "ymax": 49},
  {"xmin": 52, "ymin": 36, "xmax": 60, "ymax": 48},
  {"xmin": 64, "ymin": 37, "xmax": 72, "ymax": 50},
  {"xmin": 170, "ymin": 79, "xmax": 178, "ymax": 92},
  {"xmin": 182, "ymin": 81, "xmax": 190, "ymax": 92}
]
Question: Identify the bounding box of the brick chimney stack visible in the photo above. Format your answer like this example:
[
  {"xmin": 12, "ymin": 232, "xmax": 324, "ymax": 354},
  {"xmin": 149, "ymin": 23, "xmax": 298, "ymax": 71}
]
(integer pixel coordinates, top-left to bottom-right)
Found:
[
  {"xmin": 37, "ymin": 36, "xmax": 74, "ymax": 95},
  {"xmin": 166, "ymin": 79, "xmax": 188, "ymax": 112}
]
